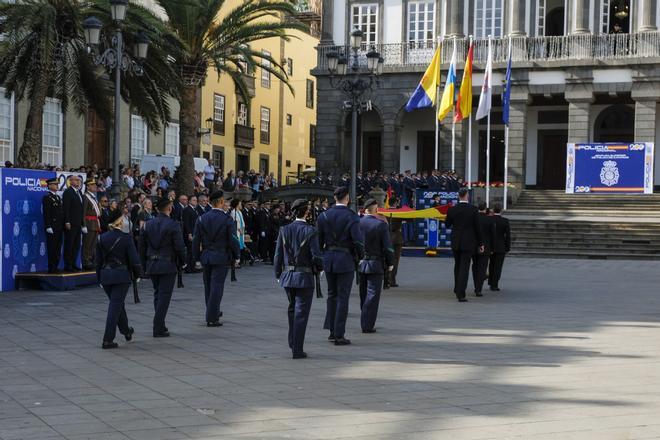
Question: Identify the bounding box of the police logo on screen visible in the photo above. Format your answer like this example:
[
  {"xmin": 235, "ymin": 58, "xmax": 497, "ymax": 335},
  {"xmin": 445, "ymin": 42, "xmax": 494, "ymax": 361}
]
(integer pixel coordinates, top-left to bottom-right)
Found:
[{"xmin": 600, "ymin": 160, "xmax": 620, "ymax": 187}]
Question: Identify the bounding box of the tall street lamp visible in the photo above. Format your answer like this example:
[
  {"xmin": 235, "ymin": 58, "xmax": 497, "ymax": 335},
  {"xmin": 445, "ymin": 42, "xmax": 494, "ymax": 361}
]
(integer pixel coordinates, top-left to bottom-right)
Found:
[
  {"xmin": 325, "ymin": 28, "xmax": 383, "ymax": 209},
  {"xmin": 83, "ymin": 0, "xmax": 150, "ymax": 200}
]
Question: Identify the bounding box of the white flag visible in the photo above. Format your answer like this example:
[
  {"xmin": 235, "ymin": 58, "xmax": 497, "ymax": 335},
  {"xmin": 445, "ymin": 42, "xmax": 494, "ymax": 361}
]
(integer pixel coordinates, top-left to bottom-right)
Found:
[{"xmin": 476, "ymin": 38, "xmax": 493, "ymax": 121}]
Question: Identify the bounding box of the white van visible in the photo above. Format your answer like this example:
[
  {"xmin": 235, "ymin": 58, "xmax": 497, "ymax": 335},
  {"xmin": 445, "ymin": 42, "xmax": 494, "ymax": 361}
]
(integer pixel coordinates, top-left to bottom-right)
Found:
[{"xmin": 140, "ymin": 154, "xmax": 207, "ymax": 174}]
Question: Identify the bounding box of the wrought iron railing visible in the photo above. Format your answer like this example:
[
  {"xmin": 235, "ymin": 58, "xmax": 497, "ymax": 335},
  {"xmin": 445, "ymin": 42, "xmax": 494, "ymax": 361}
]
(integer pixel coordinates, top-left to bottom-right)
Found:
[
  {"xmin": 316, "ymin": 32, "xmax": 660, "ymax": 70},
  {"xmin": 234, "ymin": 124, "xmax": 254, "ymax": 149}
]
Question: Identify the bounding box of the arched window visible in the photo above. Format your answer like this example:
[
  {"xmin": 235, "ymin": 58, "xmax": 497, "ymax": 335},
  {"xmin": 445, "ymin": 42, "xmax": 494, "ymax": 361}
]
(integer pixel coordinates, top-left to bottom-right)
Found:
[
  {"xmin": 593, "ymin": 105, "xmax": 634, "ymax": 143},
  {"xmin": 474, "ymin": 0, "xmax": 503, "ymax": 39}
]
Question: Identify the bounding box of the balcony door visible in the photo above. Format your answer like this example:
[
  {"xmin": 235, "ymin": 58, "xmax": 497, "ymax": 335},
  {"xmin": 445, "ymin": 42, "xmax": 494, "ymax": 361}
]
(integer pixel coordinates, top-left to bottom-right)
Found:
[{"xmin": 537, "ymin": 0, "xmax": 565, "ymax": 36}]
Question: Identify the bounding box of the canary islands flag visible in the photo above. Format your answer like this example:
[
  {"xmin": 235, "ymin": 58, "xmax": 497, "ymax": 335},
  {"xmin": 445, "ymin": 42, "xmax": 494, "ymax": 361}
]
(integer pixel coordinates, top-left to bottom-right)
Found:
[
  {"xmin": 405, "ymin": 47, "xmax": 441, "ymax": 112},
  {"xmin": 438, "ymin": 42, "xmax": 457, "ymax": 121}
]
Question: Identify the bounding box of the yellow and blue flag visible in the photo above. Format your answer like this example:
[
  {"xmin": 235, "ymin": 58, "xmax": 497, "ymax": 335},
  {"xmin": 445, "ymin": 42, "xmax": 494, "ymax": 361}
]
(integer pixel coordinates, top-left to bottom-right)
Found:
[
  {"xmin": 405, "ymin": 47, "xmax": 441, "ymax": 112},
  {"xmin": 438, "ymin": 42, "xmax": 457, "ymax": 121}
]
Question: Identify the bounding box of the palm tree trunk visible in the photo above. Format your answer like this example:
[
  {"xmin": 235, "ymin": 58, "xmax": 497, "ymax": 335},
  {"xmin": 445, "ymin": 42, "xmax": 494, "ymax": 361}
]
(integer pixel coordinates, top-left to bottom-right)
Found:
[
  {"xmin": 17, "ymin": 69, "xmax": 51, "ymax": 167},
  {"xmin": 177, "ymin": 84, "xmax": 199, "ymax": 195}
]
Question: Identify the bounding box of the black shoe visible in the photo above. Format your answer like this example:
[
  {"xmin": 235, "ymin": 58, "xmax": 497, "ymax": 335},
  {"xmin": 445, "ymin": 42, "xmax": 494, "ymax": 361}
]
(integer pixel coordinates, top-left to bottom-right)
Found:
[
  {"xmin": 458, "ymin": 298, "xmax": 468, "ymax": 302},
  {"xmin": 475, "ymin": 292, "xmax": 483, "ymax": 297},
  {"xmin": 490, "ymin": 287, "xmax": 500, "ymax": 292},
  {"xmin": 153, "ymin": 331, "xmax": 170, "ymax": 338},
  {"xmin": 334, "ymin": 337, "xmax": 351, "ymax": 346},
  {"xmin": 219, "ymin": 311, "xmax": 223, "ymax": 318},
  {"xmin": 124, "ymin": 327, "xmax": 134, "ymax": 342},
  {"xmin": 390, "ymin": 283, "xmax": 399, "ymax": 287},
  {"xmin": 362, "ymin": 329, "xmax": 377, "ymax": 334},
  {"xmin": 292, "ymin": 352, "xmax": 308, "ymax": 359},
  {"xmin": 327, "ymin": 334, "xmax": 335, "ymax": 341},
  {"xmin": 206, "ymin": 321, "xmax": 222, "ymax": 327},
  {"xmin": 102, "ymin": 341, "xmax": 118, "ymax": 349}
]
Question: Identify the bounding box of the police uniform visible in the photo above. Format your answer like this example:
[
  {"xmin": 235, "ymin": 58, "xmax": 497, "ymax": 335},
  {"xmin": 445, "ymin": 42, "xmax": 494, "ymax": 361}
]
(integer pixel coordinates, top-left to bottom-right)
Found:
[
  {"xmin": 192, "ymin": 191, "xmax": 240, "ymax": 326},
  {"xmin": 42, "ymin": 179, "xmax": 64, "ymax": 273},
  {"xmin": 317, "ymin": 187, "xmax": 364, "ymax": 345},
  {"xmin": 274, "ymin": 199, "xmax": 323, "ymax": 359},
  {"xmin": 389, "ymin": 218, "xmax": 403, "ymax": 287},
  {"xmin": 139, "ymin": 199, "xmax": 186, "ymax": 337},
  {"xmin": 96, "ymin": 210, "xmax": 142, "ymax": 348},
  {"xmin": 358, "ymin": 200, "xmax": 395, "ymax": 333}
]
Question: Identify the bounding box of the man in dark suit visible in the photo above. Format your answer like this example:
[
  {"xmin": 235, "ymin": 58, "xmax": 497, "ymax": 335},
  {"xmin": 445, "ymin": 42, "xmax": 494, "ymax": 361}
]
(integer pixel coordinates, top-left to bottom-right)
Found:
[
  {"xmin": 192, "ymin": 191, "xmax": 240, "ymax": 327},
  {"xmin": 317, "ymin": 187, "xmax": 364, "ymax": 345},
  {"xmin": 196, "ymin": 194, "xmax": 211, "ymax": 215},
  {"xmin": 42, "ymin": 178, "xmax": 64, "ymax": 273},
  {"xmin": 171, "ymin": 194, "xmax": 188, "ymax": 223},
  {"xmin": 62, "ymin": 174, "xmax": 84, "ymax": 271},
  {"xmin": 358, "ymin": 199, "xmax": 394, "ymax": 333},
  {"xmin": 445, "ymin": 188, "xmax": 484, "ymax": 302},
  {"xmin": 139, "ymin": 198, "xmax": 186, "ymax": 337},
  {"xmin": 472, "ymin": 202, "xmax": 495, "ymax": 297},
  {"xmin": 182, "ymin": 195, "xmax": 200, "ymax": 272},
  {"xmin": 489, "ymin": 204, "xmax": 511, "ymax": 291},
  {"xmin": 255, "ymin": 202, "xmax": 270, "ymax": 261}
]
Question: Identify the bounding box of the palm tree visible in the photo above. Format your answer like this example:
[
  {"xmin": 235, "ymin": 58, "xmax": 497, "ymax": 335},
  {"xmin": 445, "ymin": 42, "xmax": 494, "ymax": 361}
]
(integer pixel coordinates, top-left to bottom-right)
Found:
[
  {"xmin": 0, "ymin": 0, "xmax": 181, "ymax": 167},
  {"xmin": 155, "ymin": 0, "xmax": 305, "ymax": 194}
]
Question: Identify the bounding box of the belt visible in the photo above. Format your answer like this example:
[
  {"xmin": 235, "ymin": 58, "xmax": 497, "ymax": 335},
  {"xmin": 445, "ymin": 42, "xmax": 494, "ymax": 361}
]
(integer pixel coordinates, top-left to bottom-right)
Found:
[
  {"xmin": 362, "ymin": 255, "xmax": 381, "ymax": 261},
  {"xmin": 148, "ymin": 255, "xmax": 173, "ymax": 261},
  {"xmin": 85, "ymin": 215, "xmax": 99, "ymax": 220},
  {"xmin": 327, "ymin": 246, "xmax": 351, "ymax": 253},
  {"xmin": 284, "ymin": 265, "xmax": 312, "ymax": 273}
]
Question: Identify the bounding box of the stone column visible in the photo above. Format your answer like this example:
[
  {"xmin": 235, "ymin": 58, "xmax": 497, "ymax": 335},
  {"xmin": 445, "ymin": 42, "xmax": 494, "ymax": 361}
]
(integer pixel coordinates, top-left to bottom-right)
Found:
[
  {"xmin": 509, "ymin": 0, "xmax": 526, "ymax": 36},
  {"xmin": 382, "ymin": 122, "xmax": 398, "ymax": 172},
  {"xmin": 448, "ymin": 0, "xmax": 464, "ymax": 37},
  {"xmin": 507, "ymin": 88, "xmax": 531, "ymax": 191},
  {"xmin": 566, "ymin": 99, "xmax": 592, "ymax": 143},
  {"xmin": 634, "ymin": 98, "xmax": 657, "ymax": 142},
  {"xmin": 640, "ymin": 0, "xmax": 658, "ymax": 32},
  {"xmin": 320, "ymin": 0, "xmax": 334, "ymax": 44},
  {"xmin": 573, "ymin": 0, "xmax": 591, "ymax": 34}
]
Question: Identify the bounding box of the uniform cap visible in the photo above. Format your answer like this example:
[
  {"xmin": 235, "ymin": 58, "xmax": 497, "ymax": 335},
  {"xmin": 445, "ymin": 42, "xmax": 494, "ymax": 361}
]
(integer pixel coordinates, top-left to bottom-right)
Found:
[
  {"xmin": 85, "ymin": 178, "xmax": 96, "ymax": 186},
  {"xmin": 46, "ymin": 178, "xmax": 58, "ymax": 185},
  {"xmin": 363, "ymin": 198, "xmax": 378, "ymax": 209},
  {"xmin": 291, "ymin": 199, "xmax": 309, "ymax": 211},
  {"xmin": 156, "ymin": 197, "xmax": 173, "ymax": 210},
  {"xmin": 209, "ymin": 190, "xmax": 224, "ymax": 202},
  {"xmin": 333, "ymin": 186, "xmax": 349, "ymax": 199}
]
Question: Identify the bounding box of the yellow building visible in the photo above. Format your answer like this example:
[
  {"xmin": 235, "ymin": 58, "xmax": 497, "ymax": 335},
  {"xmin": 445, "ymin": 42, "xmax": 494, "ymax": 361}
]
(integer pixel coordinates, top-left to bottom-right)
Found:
[{"xmin": 199, "ymin": 1, "xmax": 320, "ymax": 184}]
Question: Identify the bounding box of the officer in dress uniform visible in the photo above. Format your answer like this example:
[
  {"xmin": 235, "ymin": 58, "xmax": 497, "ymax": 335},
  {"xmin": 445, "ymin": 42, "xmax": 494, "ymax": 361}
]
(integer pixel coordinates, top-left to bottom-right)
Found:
[
  {"xmin": 96, "ymin": 209, "xmax": 142, "ymax": 349},
  {"xmin": 388, "ymin": 218, "xmax": 403, "ymax": 287},
  {"xmin": 82, "ymin": 178, "xmax": 101, "ymax": 270},
  {"xmin": 139, "ymin": 198, "xmax": 186, "ymax": 337},
  {"xmin": 317, "ymin": 187, "xmax": 364, "ymax": 345},
  {"xmin": 472, "ymin": 202, "xmax": 495, "ymax": 297},
  {"xmin": 358, "ymin": 199, "xmax": 395, "ymax": 333},
  {"xmin": 192, "ymin": 190, "xmax": 240, "ymax": 327},
  {"xmin": 274, "ymin": 199, "xmax": 323, "ymax": 359},
  {"xmin": 42, "ymin": 178, "xmax": 64, "ymax": 273}
]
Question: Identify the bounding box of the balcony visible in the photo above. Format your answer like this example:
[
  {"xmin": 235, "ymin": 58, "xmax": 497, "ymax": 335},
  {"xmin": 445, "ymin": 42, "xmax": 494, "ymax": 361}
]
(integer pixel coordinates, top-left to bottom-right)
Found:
[
  {"xmin": 289, "ymin": 0, "xmax": 321, "ymax": 38},
  {"xmin": 315, "ymin": 32, "xmax": 660, "ymax": 71},
  {"xmin": 234, "ymin": 124, "xmax": 254, "ymax": 149}
]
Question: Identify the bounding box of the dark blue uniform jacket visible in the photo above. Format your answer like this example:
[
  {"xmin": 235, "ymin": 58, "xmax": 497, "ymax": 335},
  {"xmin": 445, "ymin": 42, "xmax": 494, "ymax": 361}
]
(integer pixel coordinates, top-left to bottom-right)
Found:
[
  {"xmin": 274, "ymin": 220, "xmax": 323, "ymax": 289},
  {"xmin": 192, "ymin": 209, "xmax": 240, "ymax": 266},
  {"xmin": 317, "ymin": 205, "xmax": 364, "ymax": 273},
  {"xmin": 358, "ymin": 215, "xmax": 395, "ymax": 274},
  {"xmin": 96, "ymin": 229, "xmax": 141, "ymax": 285},
  {"xmin": 139, "ymin": 213, "xmax": 186, "ymax": 275}
]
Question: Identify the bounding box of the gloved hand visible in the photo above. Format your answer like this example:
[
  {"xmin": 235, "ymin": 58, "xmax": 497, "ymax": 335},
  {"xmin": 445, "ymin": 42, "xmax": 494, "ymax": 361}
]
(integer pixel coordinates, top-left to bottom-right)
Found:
[
  {"xmin": 234, "ymin": 259, "xmax": 240, "ymax": 266},
  {"xmin": 261, "ymin": 231, "xmax": 266, "ymax": 237},
  {"xmin": 388, "ymin": 265, "xmax": 394, "ymax": 272},
  {"xmin": 46, "ymin": 228, "xmax": 54, "ymax": 234},
  {"xmin": 81, "ymin": 226, "xmax": 88, "ymax": 234}
]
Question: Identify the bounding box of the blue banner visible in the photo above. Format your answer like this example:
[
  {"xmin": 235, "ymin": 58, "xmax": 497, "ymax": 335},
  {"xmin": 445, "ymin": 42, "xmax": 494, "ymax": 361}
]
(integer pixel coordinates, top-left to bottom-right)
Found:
[
  {"xmin": 566, "ymin": 142, "xmax": 655, "ymax": 194},
  {"xmin": 414, "ymin": 189, "xmax": 461, "ymax": 249}
]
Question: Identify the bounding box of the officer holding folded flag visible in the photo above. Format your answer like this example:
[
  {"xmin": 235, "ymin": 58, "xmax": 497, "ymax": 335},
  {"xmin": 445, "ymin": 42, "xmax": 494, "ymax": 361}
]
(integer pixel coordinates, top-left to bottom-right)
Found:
[
  {"xmin": 358, "ymin": 199, "xmax": 395, "ymax": 334},
  {"xmin": 274, "ymin": 199, "xmax": 323, "ymax": 359}
]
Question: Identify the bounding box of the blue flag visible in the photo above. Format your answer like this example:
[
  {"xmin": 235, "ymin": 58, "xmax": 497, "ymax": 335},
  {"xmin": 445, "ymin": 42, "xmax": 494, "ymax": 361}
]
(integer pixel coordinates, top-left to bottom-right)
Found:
[{"xmin": 502, "ymin": 43, "xmax": 512, "ymax": 126}]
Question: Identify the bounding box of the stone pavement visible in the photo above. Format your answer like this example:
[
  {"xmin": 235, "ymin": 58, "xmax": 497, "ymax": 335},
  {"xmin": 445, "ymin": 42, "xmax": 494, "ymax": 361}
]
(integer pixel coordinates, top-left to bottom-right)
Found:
[{"xmin": 2, "ymin": 257, "xmax": 660, "ymax": 440}]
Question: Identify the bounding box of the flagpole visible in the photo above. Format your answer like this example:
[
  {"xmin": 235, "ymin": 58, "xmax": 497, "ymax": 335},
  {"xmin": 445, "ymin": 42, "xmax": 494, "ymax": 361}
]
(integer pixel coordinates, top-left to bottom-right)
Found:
[
  {"xmin": 504, "ymin": 124, "xmax": 509, "ymax": 210},
  {"xmin": 451, "ymin": 37, "xmax": 457, "ymax": 171},
  {"xmin": 486, "ymin": 112, "xmax": 491, "ymax": 207},
  {"xmin": 435, "ymin": 37, "xmax": 441, "ymax": 170},
  {"xmin": 467, "ymin": 36, "xmax": 473, "ymax": 189}
]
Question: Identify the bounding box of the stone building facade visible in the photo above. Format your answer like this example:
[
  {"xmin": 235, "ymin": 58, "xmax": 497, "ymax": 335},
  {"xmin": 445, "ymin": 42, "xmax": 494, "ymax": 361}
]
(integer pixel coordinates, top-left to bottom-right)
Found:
[{"xmin": 313, "ymin": 0, "xmax": 660, "ymax": 190}]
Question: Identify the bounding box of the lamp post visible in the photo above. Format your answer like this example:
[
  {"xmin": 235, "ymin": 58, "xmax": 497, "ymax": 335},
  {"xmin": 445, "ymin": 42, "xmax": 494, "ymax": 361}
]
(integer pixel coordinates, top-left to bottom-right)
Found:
[
  {"xmin": 83, "ymin": 0, "xmax": 150, "ymax": 200},
  {"xmin": 326, "ymin": 29, "xmax": 383, "ymax": 209}
]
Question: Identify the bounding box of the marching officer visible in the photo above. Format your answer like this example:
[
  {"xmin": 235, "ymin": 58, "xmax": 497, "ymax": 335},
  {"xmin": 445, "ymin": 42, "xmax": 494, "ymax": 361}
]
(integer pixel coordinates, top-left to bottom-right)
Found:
[
  {"xmin": 472, "ymin": 202, "xmax": 495, "ymax": 297},
  {"xmin": 42, "ymin": 178, "xmax": 64, "ymax": 273},
  {"xmin": 274, "ymin": 199, "xmax": 323, "ymax": 359},
  {"xmin": 96, "ymin": 209, "xmax": 141, "ymax": 349},
  {"xmin": 317, "ymin": 187, "xmax": 364, "ymax": 345},
  {"xmin": 139, "ymin": 198, "xmax": 186, "ymax": 337},
  {"xmin": 192, "ymin": 191, "xmax": 240, "ymax": 327},
  {"xmin": 388, "ymin": 217, "xmax": 403, "ymax": 287},
  {"xmin": 358, "ymin": 199, "xmax": 394, "ymax": 333}
]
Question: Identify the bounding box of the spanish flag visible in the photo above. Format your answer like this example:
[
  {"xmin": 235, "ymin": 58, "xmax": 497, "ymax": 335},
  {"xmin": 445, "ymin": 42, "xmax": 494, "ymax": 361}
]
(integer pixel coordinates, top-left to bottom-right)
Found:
[
  {"xmin": 438, "ymin": 41, "xmax": 457, "ymax": 121},
  {"xmin": 454, "ymin": 42, "xmax": 474, "ymax": 122},
  {"xmin": 405, "ymin": 47, "xmax": 441, "ymax": 112}
]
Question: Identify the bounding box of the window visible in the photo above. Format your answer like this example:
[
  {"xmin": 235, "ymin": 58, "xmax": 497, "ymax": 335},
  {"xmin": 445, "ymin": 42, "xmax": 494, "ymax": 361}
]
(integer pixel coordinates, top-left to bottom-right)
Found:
[
  {"xmin": 0, "ymin": 89, "xmax": 14, "ymax": 164},
  {"xmin": 306, "ymin": 79, "xmax": 314, "ymax": 109},
  {"xmin": 212, "ymin": 145, "xmax": 224, "ymax": 169},
  {"xmin": 474, "ymin": 0, "xmax": 503, "ymax": 39},
  {"xmin": 407, "ymin": 1, "xmax": 435, "ymax": 45},
  {"xmin": 309, "ymin": 124, "xmax": 317, "ymax": 157},
  {"xmin": 286, "ymin": 57, "xmax": 293, "ymax": 76},
  {"xmin": 261, "ymin": 50, "xmax": 271, "ymax": 88},
  {"xmin": 351, "ymin": 3, "xmax": 379, "ymax": 46},
  {"xmin": 130, "ymin": 115, "xmax": 147, "ymax": 163},
  {"xmin": 260, "ymin": 106, "xmax": 270, "ymax": 144},
  {"xmin": 165, "ymin": 122, "xmax": 179, "ymax": 155},
  {"xmin": 213, "ymin": 94, "xmax": 225, "ymax": 135},
  {"xmin": 286, "ymin": 114, "xmax": 292, "ymax": 125},
  {"xmin": 285, "ymin": 159, "xmax": 291, "ymax": 167},
  {"xmin": 237, "ymin": 102, "xmax": 248, "ymax": 126},
  {"xmin": 42, "ymin": 98, "xmax": 62, "ymax": 166}
]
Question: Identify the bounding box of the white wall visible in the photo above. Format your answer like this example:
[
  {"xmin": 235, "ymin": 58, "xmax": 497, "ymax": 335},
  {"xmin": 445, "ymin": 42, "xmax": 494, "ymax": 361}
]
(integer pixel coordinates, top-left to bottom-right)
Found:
[{"xmin": 655, "ymin": 108, "xmax": 660, "ymax": 185}]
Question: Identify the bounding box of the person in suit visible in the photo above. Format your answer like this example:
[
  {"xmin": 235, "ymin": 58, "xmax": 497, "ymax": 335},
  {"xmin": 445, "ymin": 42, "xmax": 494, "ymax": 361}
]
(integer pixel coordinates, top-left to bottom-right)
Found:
[
  {"xmin": 256, "ymin": 202, "xmax": 270, "ymax": 261},
  {"xmin": 62, "ymin": 174, "xmax": 84, "ymax": 271},
  {"xmin": 192, "ymin": 190, "xmax": 240, "ymax": 326},
  {"xmin": 42, "ymin": 178, "xmax": 65, "ymax": 273},
  {"xmin": 171, "ymin": 194, "xmax": 188, "ymax": 223},
  {"xmin": 317, "ymin": 187, "xmax": 364, "ymax": 345},
  {"xmin": 472, "ymin": 202, "xmax": 495, "ymax": 297},
  {"xmin": 99, "ymin": 196, "xmax": 111, "ymax": 233},
  {"xmin": 358, "ymin": 199, "xmax": 395, "ymax": 333},
  {"xmin": 274, "ymin": 199, "xmax": 323, "ymax": 359},
  {"xmin": 96, "ymin": 209, "xmax": 142, "ymax": 349},
  {"xmin": 197, "ymin": 194, "xmax": 211, "ymax": 215},
  {"xmin": 445, "ymin": 188, "xmax": 484, "ymax": 302},
  {"xmin": 81, "ymin": 179, "xmax": 101, "ymax": 270},
  {"xmin": 182, "ymin": 195, "xmax": 200, "ymax": 273},
  {"xmin": 139, "ymin": 198, "xmax": 186, "ymax": 337},
  {"xmin": 489, "ymin": 204, "xmax": 511, "ymax": 291}
]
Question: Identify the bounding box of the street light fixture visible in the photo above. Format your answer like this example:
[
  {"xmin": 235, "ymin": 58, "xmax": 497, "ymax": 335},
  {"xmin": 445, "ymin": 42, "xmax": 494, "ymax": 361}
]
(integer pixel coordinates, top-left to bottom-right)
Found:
[
  {"xmin": 325, "ymin": 27, "xmax": 382, "ymax": 209},
  {"xmin": 83, "ymin": 5, "xmax": 149, "ymax": 200}
]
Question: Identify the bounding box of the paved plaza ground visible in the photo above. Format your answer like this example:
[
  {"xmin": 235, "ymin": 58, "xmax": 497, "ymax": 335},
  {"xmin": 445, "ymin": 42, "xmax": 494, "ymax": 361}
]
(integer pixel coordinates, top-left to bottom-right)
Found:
[{"xmin": 2, "ymin": 257, "xmax": 660, "ymax": 440}]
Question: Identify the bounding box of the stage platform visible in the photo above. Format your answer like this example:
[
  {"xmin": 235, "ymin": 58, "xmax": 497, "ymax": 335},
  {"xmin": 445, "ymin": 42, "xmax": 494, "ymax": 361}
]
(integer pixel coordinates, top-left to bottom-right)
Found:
[
  {"xmin": 402, "ymin": 247, "xmax": 452, "ymax": 258},
  {"xmin": 14, "ymin": 271, "xmax": 97, "ymax": 291}
]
